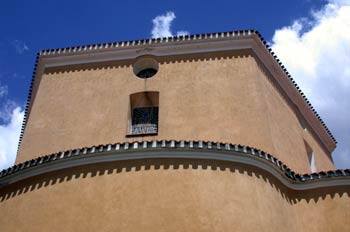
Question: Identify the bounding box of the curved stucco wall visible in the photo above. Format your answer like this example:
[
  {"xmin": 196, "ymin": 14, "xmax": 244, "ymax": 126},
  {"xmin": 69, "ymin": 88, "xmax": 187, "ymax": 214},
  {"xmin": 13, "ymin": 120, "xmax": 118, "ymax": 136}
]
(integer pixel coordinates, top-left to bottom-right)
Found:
[
  {"xmin": 0, "ymin": 158, "xmax": 348, "ymax": 232},
  {"xmin": 17, "ymin": 50, "xmax": 334, "ymax": 173}
]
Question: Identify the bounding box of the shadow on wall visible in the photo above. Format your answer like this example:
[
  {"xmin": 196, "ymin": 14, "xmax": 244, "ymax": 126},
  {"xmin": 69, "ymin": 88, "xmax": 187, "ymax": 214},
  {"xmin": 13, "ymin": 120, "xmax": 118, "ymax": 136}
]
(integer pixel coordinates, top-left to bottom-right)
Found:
[{"xmin": 0, "ymin": 158, "xmax": 349, "ymax": 204}]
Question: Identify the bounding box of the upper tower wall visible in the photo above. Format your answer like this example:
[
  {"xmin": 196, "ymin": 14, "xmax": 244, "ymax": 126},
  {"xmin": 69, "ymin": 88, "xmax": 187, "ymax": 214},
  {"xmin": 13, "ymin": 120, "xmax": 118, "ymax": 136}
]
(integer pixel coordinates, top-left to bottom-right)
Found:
[{"xmin": 16, "ymin": 31, "xmax": 336, "ymax": 173}]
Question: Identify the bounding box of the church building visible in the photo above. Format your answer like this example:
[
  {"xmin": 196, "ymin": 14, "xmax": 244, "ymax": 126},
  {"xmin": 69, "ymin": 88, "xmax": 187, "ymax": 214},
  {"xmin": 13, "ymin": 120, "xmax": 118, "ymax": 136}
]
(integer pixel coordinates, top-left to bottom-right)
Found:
[{"xmin": 0, "ymin": 30, "xmax": 349, "ymax": 231}]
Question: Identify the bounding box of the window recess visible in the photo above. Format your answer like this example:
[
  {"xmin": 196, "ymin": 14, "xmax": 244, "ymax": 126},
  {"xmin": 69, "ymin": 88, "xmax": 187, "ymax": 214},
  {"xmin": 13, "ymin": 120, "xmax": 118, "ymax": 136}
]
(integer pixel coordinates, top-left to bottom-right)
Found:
[{"xmin": 127, "ymin": 91, "xmax": 159, "ymax": 137}]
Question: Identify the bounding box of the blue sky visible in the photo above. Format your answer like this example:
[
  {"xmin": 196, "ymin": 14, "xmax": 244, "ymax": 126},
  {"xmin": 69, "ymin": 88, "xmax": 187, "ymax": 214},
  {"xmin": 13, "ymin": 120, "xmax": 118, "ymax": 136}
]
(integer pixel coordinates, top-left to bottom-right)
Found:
[{"xmin": 0, "ymin": 0, "xmax": 349, "ymax": 170}]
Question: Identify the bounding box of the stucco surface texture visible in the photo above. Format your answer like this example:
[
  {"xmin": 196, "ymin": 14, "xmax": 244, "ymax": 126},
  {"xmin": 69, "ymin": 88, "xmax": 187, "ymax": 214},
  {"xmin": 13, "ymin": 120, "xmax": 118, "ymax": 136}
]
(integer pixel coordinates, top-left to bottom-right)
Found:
[
  {"xmin": 0, "ymin": 159, "xmax": 348, "ymax": 232},
  {"xmin": 18, "ymin": 50, "xmax": 334, "ymax": 173}
]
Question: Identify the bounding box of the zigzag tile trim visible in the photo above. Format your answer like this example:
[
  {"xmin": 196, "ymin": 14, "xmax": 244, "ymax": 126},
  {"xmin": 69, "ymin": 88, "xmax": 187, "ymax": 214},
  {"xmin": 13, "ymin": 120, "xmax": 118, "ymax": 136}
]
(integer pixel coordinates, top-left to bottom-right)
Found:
[{"xmin": 3, "ymin": 140, "xmax": 349, "ymax": 185}]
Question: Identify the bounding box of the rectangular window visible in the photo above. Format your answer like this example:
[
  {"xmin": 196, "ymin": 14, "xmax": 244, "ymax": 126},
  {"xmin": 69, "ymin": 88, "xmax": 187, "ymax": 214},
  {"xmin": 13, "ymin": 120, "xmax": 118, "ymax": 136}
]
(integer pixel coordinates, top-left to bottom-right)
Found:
[
  {"xmin": 309, "ymin": 152, "xmax": 317, "ymax": 173},
  {"xmin": 127, "ymin": 91, "xmax": 159, "ymax": 136},
  {"xmin": 305, "ymin": 141, "xmax": 317, "ymax": 173}
]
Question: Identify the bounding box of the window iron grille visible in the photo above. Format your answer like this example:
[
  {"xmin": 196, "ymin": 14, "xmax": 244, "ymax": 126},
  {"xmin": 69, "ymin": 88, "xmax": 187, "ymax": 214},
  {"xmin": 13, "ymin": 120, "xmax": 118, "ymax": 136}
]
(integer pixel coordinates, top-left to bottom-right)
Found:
[{"xmin": 131, "ymin": 107, "xmax": 159, "ymax": 134}]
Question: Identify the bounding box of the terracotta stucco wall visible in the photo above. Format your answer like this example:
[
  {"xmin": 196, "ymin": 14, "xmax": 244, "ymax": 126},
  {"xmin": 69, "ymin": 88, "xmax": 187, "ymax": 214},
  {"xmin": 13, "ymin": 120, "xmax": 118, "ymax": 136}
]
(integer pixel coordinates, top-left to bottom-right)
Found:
[
  {"xmin": 0, "ymin": 159, "xmax": 348, "ymax": 231},
  {"xmin": 0, "ymin": 160, "xmax": 302, "ymax": 232},
  {"xmin": 302, "ymin": 130, "xmax": 334, "ymax": 172},
  {"xmin": 17, "ymin": 50, "xmax": 333, "ymax": 172},
  {"xmin": 253, "ymin": 59, "xmax": 334, "ymax": 173}
]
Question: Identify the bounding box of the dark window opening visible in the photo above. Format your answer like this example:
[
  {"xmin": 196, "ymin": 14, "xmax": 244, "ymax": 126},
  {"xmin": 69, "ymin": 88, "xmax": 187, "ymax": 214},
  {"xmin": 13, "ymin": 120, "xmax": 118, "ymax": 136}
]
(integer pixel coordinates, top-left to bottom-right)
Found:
[
  {"xmin": 131, "ymin": 107, "xmax": 159, "ymax": 134},
  {"xmin": 133, "ymin": 58, "xmax": 159, "ymax": 79},
  {"xmin": 136, "ymin": 68, "xmax": 157, "ymax": 79}
]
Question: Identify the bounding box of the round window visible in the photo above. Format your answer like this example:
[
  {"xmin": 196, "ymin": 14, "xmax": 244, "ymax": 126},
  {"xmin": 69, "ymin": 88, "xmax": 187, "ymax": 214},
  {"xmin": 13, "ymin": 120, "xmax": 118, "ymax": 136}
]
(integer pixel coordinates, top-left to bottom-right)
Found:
[{"xmin": 133, "ymin": 57, "xmax": 159, "ymax": 79}]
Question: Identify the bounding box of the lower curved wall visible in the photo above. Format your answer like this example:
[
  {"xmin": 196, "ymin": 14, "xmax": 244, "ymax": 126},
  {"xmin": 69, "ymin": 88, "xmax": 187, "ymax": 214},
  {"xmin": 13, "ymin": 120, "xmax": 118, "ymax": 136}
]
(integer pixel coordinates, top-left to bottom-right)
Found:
[{"xmin": 0, "ymin": 158, "xmax": 349, "ymax": 232}]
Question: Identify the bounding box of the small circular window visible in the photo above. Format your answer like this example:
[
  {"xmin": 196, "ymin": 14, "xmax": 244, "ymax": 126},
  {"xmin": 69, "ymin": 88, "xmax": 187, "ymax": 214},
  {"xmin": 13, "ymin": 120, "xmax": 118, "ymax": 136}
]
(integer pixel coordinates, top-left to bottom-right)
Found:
[{"xmin": 133, "ymin": 57, "xmax": 159, "ymax": 79}]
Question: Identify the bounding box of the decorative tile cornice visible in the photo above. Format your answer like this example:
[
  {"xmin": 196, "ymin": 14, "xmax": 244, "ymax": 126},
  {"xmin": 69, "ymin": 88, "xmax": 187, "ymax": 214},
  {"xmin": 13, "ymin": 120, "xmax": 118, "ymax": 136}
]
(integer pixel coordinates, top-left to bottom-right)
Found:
[
  {"xmin": 38, "ymin": 30, "xmax": 254, "ymax": 56},
  {"xmin": 16, "ymin": 30, "xmax": 336, "ymax": 156},
  {"xmin": 4, "ymin": 140, "xmax": 350, "ymax": 190}
]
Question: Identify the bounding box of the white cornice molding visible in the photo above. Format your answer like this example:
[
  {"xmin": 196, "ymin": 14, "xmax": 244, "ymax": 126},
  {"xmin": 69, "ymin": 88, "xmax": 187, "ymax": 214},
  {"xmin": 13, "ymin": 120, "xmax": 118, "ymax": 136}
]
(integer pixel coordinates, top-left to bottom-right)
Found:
[
  {"xmin": 42, "ymin": 37, "xmax": 255, "ymax": 68},
  {"xmin": 1, "ymin": 148, "xmax": 349, "ymax": 191}
]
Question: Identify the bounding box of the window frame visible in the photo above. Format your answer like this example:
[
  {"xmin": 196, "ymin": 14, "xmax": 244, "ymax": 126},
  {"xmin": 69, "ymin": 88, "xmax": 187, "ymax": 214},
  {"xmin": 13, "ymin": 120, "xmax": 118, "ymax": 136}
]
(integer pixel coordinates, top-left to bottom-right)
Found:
[{"xmin": 126, "ymin": 91, "xmax": 159, "ymax": 137}]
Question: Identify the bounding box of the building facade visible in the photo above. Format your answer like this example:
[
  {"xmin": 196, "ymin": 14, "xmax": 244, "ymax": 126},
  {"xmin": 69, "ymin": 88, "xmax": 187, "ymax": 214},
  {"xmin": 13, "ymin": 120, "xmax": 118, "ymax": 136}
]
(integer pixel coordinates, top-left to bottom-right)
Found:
[{"xmin": 0, "ymin": 30, "xmax": 349, "ymax": 231}]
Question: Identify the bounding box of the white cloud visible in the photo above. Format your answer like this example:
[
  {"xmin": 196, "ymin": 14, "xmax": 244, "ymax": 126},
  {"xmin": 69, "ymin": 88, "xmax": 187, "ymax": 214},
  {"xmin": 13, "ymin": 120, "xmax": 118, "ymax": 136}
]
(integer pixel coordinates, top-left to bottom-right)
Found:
[
  {"xmin": 0, "ymin": 82, "xmax": 17, "ymax": 123},
  {"xmin": 271, "ymin": 1, "xmax": 350, "ymax": 169},
  {"xmin": 151, "ymin": 11, "xmax": 189, "ymax": 38},
  {"xmin": 12, "ymin": 40, "xmax": 29, "ymax": 54},
  {"xmin": 0, "ymin": 83, "xmax": 8, "ymax": 98},
  {"xmin": 0, "ymin": 100, "xmax": 18, "ymax": 122},
  {"xmin": 0, "ymin": 81, "xmax": 24, "ymax": 171},
  {"xmin": 176, "ymin": 31, "xmax": 189, "ymax": 36},
  {"xmin": 0, "ymin": 107, "xmax": 24, "ymax": 171}
]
